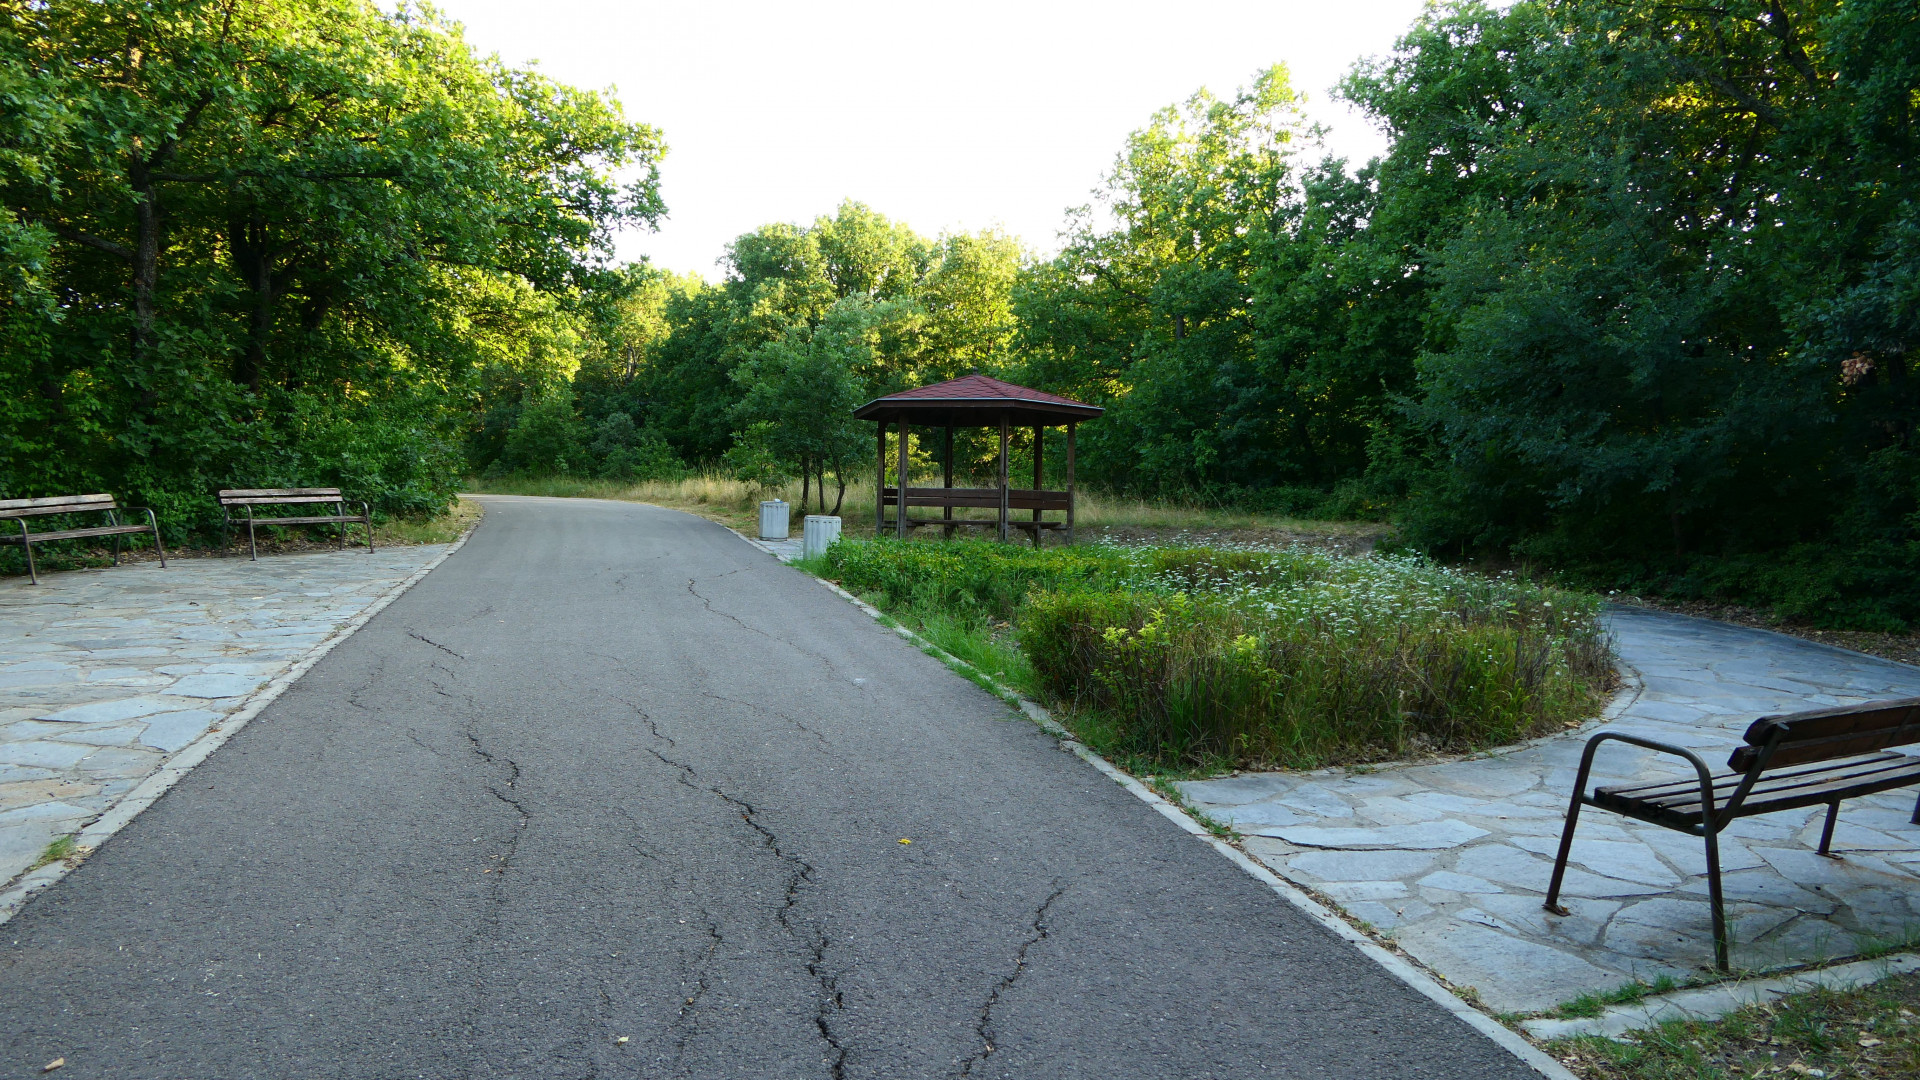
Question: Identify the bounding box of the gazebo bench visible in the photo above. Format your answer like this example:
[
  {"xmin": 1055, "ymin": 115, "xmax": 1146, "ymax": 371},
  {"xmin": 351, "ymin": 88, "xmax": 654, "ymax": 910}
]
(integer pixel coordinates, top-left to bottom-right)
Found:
[
  {"xmin": 0, "ymin": 494, "xmax": 167, "ymax": 585},
  {"xmin": 219, "ymin": 488, "xmax": 373, "ymax": 560},
  {"xmin": 1545, "ymin": 696, "xmax": 1920, "ymax": 970},
  {"xmin": 883, "ymin": 487, "xmax": 1071, "ymax": 533}
]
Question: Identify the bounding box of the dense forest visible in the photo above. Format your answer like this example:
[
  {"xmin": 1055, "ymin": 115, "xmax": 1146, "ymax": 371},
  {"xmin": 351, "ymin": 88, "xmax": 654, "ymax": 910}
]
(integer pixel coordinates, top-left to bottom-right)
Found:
[{"xmin": 4, "ymin": 0, "xmax": 1917, "ymax": 627}]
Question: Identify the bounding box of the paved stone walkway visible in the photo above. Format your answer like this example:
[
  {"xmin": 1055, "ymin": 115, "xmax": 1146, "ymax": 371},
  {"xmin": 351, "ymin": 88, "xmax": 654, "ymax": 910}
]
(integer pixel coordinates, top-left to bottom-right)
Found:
[
  {"xmin": 1177, "ymin": 607, "xmax": 1920, "ymax": 1015},
  {"xmin": 0, "ymin": 547, "xmax": 447, "ymax": 891}
]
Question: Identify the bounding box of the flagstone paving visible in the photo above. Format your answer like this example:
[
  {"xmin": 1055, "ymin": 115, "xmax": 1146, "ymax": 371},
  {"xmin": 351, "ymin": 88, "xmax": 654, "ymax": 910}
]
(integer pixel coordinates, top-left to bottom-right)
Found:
[
  {"xmin": 0, "ymin": 547, "xmax": 446, "ymax": 891},
  {"xmin": 1177, "ymin": 607, "xmax": 1920, "ymax": 1015}
]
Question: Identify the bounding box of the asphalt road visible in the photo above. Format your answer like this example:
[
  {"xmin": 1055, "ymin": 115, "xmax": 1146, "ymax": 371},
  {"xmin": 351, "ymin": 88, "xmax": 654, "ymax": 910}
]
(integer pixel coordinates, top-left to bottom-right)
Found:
[{"xmin": 2, "ymin": 496, "xmax": 1538, "ymax": 1079}]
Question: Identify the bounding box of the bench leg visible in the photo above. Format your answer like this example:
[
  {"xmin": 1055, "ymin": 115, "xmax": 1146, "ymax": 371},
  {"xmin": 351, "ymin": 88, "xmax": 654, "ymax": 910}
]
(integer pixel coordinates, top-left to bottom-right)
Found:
[
  {"xmin": 1704, "ymin": 826, "xmax": 1730, "ymax": 971},
  {"xmin": 18, "ymin": 524, "xmax": 38, "ymax": 585},
  {"xmin": 1544, "ymin": 794, "xmax": 1584, "ymax": 917},
  {"xmin": 246, "ymin": 511, "xmax": 258, "ymax": 561},
  {"xmin": 1817, "ymin": 800, "xmax": 1844, "ymax": 859},
  {"xmin": 145, "ymin": 509, "xmax": 166, "ymax": 569}
]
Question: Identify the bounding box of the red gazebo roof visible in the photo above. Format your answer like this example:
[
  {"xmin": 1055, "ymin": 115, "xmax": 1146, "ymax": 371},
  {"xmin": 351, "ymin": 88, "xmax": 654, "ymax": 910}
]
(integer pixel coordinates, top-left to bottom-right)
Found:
[{"xmin": 853, "ymin": 374, "xmax": 1103, "ymax": 426}]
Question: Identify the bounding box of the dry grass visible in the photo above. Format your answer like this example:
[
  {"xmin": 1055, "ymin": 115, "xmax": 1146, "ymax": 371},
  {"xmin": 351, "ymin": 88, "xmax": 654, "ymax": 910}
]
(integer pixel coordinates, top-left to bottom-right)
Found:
[{"xmin": 467, "ymin": 471, "xmax": 1385, "ymax": 545}]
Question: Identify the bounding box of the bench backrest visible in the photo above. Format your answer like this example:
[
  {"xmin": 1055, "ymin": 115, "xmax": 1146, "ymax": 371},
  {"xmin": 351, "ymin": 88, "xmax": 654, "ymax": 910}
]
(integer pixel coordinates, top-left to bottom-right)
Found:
[
  {"xmin": 0, "ymin": 494, "xmax": 118, "ymax": 519},
  {"xmin": 1731, "ymin": 696, "xmax": 1920, "ymax": 771},
  {"xmin": 219, "ymin": 487, "xmax": 344, "ymax": 506}
]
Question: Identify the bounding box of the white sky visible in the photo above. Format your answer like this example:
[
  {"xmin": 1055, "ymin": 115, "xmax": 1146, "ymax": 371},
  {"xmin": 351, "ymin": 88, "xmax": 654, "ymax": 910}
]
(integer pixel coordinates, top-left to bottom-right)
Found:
[{"xmin": 425, "ymin": 0, "xmax": 1431, "ymax": 278}]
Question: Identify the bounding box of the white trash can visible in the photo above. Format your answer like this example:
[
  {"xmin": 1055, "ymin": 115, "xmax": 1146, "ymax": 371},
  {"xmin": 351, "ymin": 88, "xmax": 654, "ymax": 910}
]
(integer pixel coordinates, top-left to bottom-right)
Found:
[
  {"xmin": 758, "ymin": 500, "xmax": 790, "ymax": 540},
  {"xmin": 803, "ymin": 515, "xmax": 842, "ymax": 559}
]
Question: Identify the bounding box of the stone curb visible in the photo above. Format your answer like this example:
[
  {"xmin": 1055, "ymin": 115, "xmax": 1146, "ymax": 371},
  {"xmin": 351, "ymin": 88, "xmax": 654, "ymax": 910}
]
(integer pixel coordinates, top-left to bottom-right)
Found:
[
  {"xmin": 758, "ymin": 537, "xmax": 1580, "ymax": 1080},
  {"xmin": 1522, "ymin": 950, "xmax": 1920, "ymax": 1041},
  {"xmin": 0, "ymin": 505, "xmax": 485, "ymax": 926}
]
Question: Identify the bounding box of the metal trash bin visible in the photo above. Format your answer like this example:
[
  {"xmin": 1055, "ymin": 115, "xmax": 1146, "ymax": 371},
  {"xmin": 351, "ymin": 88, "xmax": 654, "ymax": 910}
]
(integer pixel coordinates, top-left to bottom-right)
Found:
[
  {"xmin": 758, "ymin": 500, "xmax": 790, "ymax": 540},
  {"xmin": 803, "ymin": 515, "xmax": 841, "ymax": 559}
]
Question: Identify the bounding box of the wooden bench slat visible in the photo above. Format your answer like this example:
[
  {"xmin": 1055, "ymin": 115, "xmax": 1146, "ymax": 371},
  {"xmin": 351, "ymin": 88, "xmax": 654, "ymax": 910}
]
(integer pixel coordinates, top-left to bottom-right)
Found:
[
  {"xmin": 234, "ymin": 514, "xmax": 364, "ymax": 526},
  {"xmin": 218, "ymin": 487, "xmax": 343, "ymax": 497},
  {"xmin": 0, "ymin": 495, "xmax": 122, "ymax": 518},
  {"xmin": 0, "ymin": 490, "xmax": 116, "ymax": 507},
  {"xmin": 1611, "ymin": 753, "xmax": 1920, "ymax": 807},
  {"xmin": 898, "ymin": 518, "xmax": 1067, "ymax": 529},
  {"xmin": 222, "ymin": 496, "xmax": 346, "ymax": 506},
  {"xmin": 1731, "ymin": 699, "xmax": 1920, "ymax": 770},
  {"xmin": 1740, "ymin": 698, "xmax": 1920, "ymax": 745},
  {"xmin": 1595, "ymin": 754, "xmax": 1920, "ymax": 826},
  {"xmin": 0, "ymin": 523, "xmax": 156, "ymax": 544},
  {"xmin": 1600, "ymin": 751, "xmax": 1919, "ymax": 802},
  {"xmin": 882, "ymin": 487, "xmax": 1073, "ymax": 511}
]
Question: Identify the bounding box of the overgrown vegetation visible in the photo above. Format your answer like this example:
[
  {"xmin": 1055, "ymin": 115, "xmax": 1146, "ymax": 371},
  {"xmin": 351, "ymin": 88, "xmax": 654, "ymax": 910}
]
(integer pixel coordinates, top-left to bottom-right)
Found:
[
  {"xmin": 1554, "ymin": 970, "xmax": 1920, "ymax": 1080},
  {"xmin": 813, "ymin": 538, "xmax": 1611, "ymax": 770}
]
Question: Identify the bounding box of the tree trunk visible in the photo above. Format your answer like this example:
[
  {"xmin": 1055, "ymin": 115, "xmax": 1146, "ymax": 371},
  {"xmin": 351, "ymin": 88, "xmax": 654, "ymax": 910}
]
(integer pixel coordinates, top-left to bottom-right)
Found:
[
  {"xmin": 228, "ymin": 215, "xmax": 272, "ymax": 393},
  {"xmin": 127, "ymin": 156, "xmax": 162, "ymax": 408}
]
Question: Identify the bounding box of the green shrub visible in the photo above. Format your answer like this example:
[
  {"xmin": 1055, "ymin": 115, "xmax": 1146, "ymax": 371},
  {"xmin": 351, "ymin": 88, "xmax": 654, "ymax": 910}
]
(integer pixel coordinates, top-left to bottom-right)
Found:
[{"xmin": 821, "ymin": 538, "xmax": 1613, "ymax": 770}]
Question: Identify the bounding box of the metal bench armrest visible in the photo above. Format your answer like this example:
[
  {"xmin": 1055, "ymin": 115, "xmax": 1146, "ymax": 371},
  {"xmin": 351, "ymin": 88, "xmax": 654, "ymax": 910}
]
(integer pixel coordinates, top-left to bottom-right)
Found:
[{"xmin": 1574, "ymin": 731, "xmax": 1720, "ymax": 831}]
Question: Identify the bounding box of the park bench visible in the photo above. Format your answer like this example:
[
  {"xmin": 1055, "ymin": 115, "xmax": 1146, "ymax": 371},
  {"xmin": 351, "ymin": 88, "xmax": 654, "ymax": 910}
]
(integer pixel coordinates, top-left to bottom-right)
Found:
[
  {"xmin": 219, "ymin": 488, "xmax": 373, "ymax": 560},
  {"xmin": 1545, "ymin": 696, "xmax": 1920, "ymax": 970},
  {"xmin": 0, "ymin": 494, "xmax": 166, "ymax": 585}
]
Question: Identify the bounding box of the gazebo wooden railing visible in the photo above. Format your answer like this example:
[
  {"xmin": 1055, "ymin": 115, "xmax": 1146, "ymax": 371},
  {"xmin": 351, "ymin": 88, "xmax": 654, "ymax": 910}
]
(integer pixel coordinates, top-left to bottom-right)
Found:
[{"xmin": 854, "ymin": 375, "xmax": 1103, "ymax": 545}]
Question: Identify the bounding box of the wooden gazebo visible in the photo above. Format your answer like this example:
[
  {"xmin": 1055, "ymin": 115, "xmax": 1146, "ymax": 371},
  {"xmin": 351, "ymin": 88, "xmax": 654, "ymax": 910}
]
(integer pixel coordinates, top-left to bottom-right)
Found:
[{"xmin": 853, "ymin": 375, "xmax": 1103, "ymax": 544}]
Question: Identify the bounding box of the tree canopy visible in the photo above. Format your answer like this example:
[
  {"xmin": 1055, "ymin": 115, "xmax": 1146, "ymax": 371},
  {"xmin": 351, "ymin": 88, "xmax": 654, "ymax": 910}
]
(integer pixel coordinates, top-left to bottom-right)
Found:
[
  {"xmin": 9, "ymin": 0, "xmax": 1916, "ymax": 627},
  {"xmin": 1, "ymin": 0, "xmax": 661, "ymax": 522}
]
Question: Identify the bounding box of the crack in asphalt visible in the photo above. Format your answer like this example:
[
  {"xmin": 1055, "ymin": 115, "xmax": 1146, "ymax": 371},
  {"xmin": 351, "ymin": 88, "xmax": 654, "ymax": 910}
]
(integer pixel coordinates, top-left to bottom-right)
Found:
[
  {"xmin": 640, "ymin": 742, "xmax": 847, "ymax": 1079},
  {"xmin": 407, "ymin": 628, "xmax": 467, "ymax": 660},
  {"xmin": 664, "ymin": 909, "xmax": 725, "ymax": 1071},
  {"xmin": 447, "ymin": 709, "xmax": 533, "ymax": 1080},
  {"xmin": 694, "ymin": 690, "xmax": 834, "ymax": 754},
  {"xmin": 685, "ymin": 572, "xmax": 854, "ymax": 687},
  {"xmin": 959, "ymin": 884, "xmax": 1066, "ymax": 1078}
]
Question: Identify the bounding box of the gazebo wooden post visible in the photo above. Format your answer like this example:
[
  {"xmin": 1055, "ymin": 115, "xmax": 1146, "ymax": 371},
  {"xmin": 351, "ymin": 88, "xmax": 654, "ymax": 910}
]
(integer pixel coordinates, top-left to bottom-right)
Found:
[
  {"xmin": 942, "ymin": 425, "xmax": 955, "ymax": 540},
  {"xmin": 874, "ymin": 420, "xmax": 887, "ymax": 537},
  {"xmin": 1031, "ymin": 426, "xmax": 1043, "ymax": 547},
  {"xmin": 997, "ymin": 412, "xmax": 1010, "ymax": 543},
  {"xmin": 896, "ymin": 420, "xmax": 910, "ymax": 539},
  {"xmin": 1066, "ymin": 422, "xmax": 1077, "ymax": 545}
]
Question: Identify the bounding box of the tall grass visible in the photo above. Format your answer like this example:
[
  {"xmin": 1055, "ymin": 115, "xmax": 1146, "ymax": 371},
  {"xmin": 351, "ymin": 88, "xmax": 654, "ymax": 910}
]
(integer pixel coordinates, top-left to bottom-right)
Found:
[
  {"xmin": 466, "ymin": 470, "xmax": 1380, "ymax": 537},
  {"xmin": 818, "ymin": 539, "xmax": 1613, "ymax": 771}
]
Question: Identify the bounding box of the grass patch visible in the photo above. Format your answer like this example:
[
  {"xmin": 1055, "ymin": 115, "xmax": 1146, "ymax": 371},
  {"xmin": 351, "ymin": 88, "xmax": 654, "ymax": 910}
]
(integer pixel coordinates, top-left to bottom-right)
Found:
[
  {"xmin": 1555, "ymin": 976, "xmax": 1685, "ymax": 1019},
  {"xmin": 1554, "ymin": 969, "xmax": 1920, "ymax": 1079},
  {"xmin": 31, "ymin": 834, "xmax": 78, "ymax": 871},
  {"xmin": 378, "ymin": 495, "xmax": 483, "ymax": 545},
  {"xmin": 811, "ymin": 538, "xmax": 1613, "ymax": 771}
]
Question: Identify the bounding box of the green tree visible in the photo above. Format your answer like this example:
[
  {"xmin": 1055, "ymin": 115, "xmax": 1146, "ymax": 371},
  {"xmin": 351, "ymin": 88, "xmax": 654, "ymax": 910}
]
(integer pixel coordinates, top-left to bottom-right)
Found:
[
  {"xmin": 730, "ymin": 298, "xmax": 878, "ymax": 513},
  {"xmin": 0, "ymin": 0, "xmax": 661, "ymax": 526}
]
